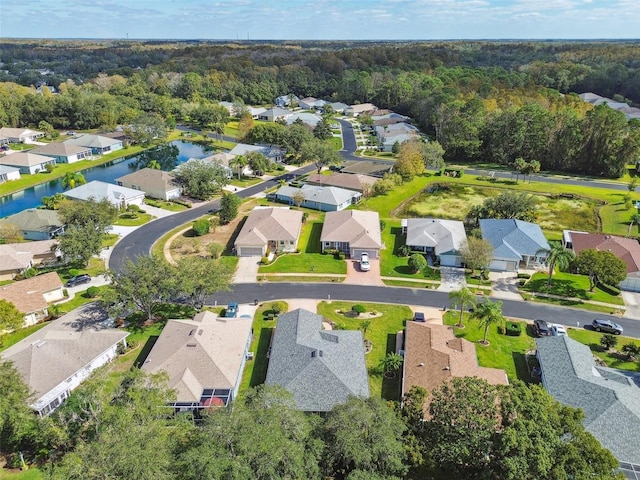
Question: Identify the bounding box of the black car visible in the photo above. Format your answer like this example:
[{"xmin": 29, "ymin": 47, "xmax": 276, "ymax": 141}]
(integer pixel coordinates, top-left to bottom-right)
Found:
[
  {"xmin": 592, "ymin": 318, "xmax": 623, "ymax": 335},
  {"xmin": 534, "ymin": 319, "xmax": 552, "ymax": 337},
  {"xmin": 66, "ymin": 274, "xmax": 91, "ymax": 287},
  {"xmin": 413, "ymin": 312, "xmax": 426, "ymax": 322}
]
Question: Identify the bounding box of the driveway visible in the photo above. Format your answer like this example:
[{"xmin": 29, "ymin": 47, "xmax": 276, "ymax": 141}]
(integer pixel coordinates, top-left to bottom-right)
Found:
[
  {"xmin": 233, "ymin": 256, "xmax": 261, "ymax": 284},
  {"xmin": 344, "ymin": 258, "xmax": 384, "ymax": 286},
  {"xmin": 622, "ymin": 291, "xmax": 640, "ymax": 319},
  {"xmin": 489, "ymin": 271, "xmax": 523, "ymax": 301},
  {"xmin": 437, "ymin": 267, "xmax": 467, "ymax": 292}
]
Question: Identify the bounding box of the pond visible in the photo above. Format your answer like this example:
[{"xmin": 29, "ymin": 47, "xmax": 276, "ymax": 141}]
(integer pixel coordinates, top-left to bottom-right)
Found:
[{"xmin": 0, "ymin": 140, "xmax": 214, "ymax": 218}]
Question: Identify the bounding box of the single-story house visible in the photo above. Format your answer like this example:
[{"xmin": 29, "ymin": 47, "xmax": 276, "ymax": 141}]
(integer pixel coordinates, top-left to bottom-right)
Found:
[
  {"xmin": 402, "ymin": 322, "xmax": 508, "ymax": 417},
  {"xmin": 218, "ymin": 101, "xmax": 238, "ymax": 116},
  {"xmin": 234, "ymin": 207, "xmax": 303, "ymax": 257},
  {"xmin": 0, "ymin": 152, "xmax": 56, "ymax": 175},
  {"xmin": 298, "ymin": 97, "xmax": 327, "ymax": 110},
  {"xmin": 258, "ymin": 107, "xmax": 294, "ymax": 123},
  {"xmin": 0, "ymin": 165, "xmax": 21, "ymax": 183},
  {"xmin": 375, "ymin": 122, "xmax": 421, "ymax": 152},
  {"xmin": 0, "ymin": 240, "xmax": 61, "ymax": 281},
  {"xmin": 564, "ymin": 231, "xmax": 640, "ymax": 292},
  {"xmin": 0, "ymin": 127, "xmax": 45, "ymax": 143},
  {"xmin": 265, "ymin": 308, "xmax": 370, "ymax": 412},
  {"xmin": 403, "ymin": 218, "xmax": 467, "ymax": 267},
  {"xmin": 345, "ymin": 103, "xmax": 377, "ymax": 117},
  {"xmin": 275, "ymin": 94, "xmax": 299, "ymax": 108},
  {"xmin": 228, "ymin": 143, "xmax": 286, "ymax": 163},
  {"xmin": 116, "ymin": 168, "xmax": 182, "ymax": 201},
  {"xmin": 64, "ymin": 134, "xmax": 123, "ymax": 155},
  {"xmin": 0, "ymin": 272, "xmax": 64, "ymax": 327},
  {"xmin": 326, "ymin": 102, "xmax": 349, "ymax": 114},
  {"xmin": 285, "ymin": 112, "xmax": 322, "ymax": 128},
  {"xmin": 141, "ymin": 311, "xmax": 253, "ymax": 411},
  {"xmin": 321, "ymin": 210, "xmax": 382, "ymax": 258},
  {"xmin": 0, "ymin": 209, "xmax": 65, "ymax": 240},
  {"xmin": 479, "ymin": 218, "xmax": 549, "ymax": 271},
  {"xmin": 30, "ymin": 142, "xmax": 92, "ymax": 164},
  {"xmin": 536, "ymin": 335, "xmax": 640, "ymax": 471},
  {"xmin": 200, "ymin": 152, "xmax": 236, "ymax": 178},
  {"xmin": 305, "ymin": 172, "xmax": 378, "ymax": 193},
  {"xmin": 340, "ymin": 160, "xmax": 393, "ymax": 178},
  {"xmin": 274, "ymin": 184, "xmax": 361, "ymax": 212},
  {"xmin": 248, "ymin": 106, "xmax": 267, "ymax": 119},
  {"xmin": 63, "ymin": 180, "xmax": 145, "ymax": 209},
  {"xmin": 1, "ymin": 303, "xmax": 129, "ymax": 415}
]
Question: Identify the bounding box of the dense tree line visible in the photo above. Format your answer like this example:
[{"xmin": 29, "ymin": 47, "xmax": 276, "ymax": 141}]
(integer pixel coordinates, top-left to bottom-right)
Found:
[{"xmin": 0, "ymin": 362, "xmax": 621, "ymax": 479}]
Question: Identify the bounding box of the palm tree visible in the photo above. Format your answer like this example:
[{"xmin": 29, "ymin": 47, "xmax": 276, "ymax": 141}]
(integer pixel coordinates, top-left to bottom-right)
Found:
[
  {"xmin": 361, "ymin": 320, "xmax": 371, "ymax": 339},
  {"xmin": 541, "ymin": 241, "xmax": 575, "ymax": 287},
  {"xmin": 61, "ymin": 172, "xmax": 87, "ymax": 190},
  {"xmin": 230, "ymin": 155, "xmax": 247, "ymax": 180},
  {"xmin": 448, "ymin": 287, "xmax": 476, "ymax": 328},
  {"xmin": 147, "ymin": 159, "xmax": 161, "ymax": 169},
  {"xmin": 380, "ymin": 352, "xmax": 403, "ymax": 378},
  {"xmin": 471, "ymin": 300, "xmax": 505, "ymax": 345}
]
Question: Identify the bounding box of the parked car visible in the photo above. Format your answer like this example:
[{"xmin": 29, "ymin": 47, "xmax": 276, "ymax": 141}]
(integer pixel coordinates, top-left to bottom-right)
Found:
[
  {"xmin": 225, "ymin": 302, "xmax": 238, "ymax": 318},
  {"xmin": 592, "ymin": 318, "xmax": 623, "ymax": 335},
  {"xmin": 360, "ymin": 252, "xmax": 370, "ymax": 271},
  {"xmin": 533, "ymin": 319, "xmax": 552, "ymax": 337},
  {"xmin": 551, "ymin": 324, "xmax": 568, "ymax": 336},
  {"xmin": 65, "ymin": 274, "xmax": 91, "ymax": 287},
  {"xmin": 413, "ymin": 312, "xmax": 425, "ymax": 322}
]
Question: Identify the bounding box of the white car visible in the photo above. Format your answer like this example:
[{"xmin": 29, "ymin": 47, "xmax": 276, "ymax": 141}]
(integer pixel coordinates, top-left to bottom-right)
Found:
[
  {"xmin": 551, "ymin": 324, "xmax": 568, "ymax": 336},
  {"xmin": 360, "ymin": 252, "xmax": 370, "ymax": 271}
]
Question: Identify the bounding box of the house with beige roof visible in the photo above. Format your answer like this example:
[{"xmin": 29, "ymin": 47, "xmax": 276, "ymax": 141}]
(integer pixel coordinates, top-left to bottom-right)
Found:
[
  {"xmin": 116, "ymin": 168, "xmax": 182, "ymax": 201},
  {"xmin": 63, "ymin": 180, "xmax": 145, "ymax": 209},
  {"xmin": 402, "ymin": 321, "xmax": 508, "ymax": 418},
  {"xmin": 320, "ymin": 210, "xmax": 382, "ymax": 258},
  {"xmin": 345, "ymin": 103, "xmax": 377, "ymax": 117},
  {"xmin": 0, "ymin": 165, "xmax": 21, "ymax": 183},
  {"xmin": 234, "ymin": 207, "xmax": 303, "ymax": 257},
  {"xmin": 0, "ymin": 152, "xmax": 56, "ymax": 174},
  {"xmin": 30, "ymin": 142, "xmax": 92, "ymax": 164},
  {"xmin": 0, "ymin": 240, "xmax": 60, "ymax": 280},
  {"xmin": 0, "ymin": 272, "xmax": 64, "ymax": 326},
  {"xmin": 141, "ymin": 311, "xmax": 252, "ymax": 411},
  {"xmin": 1, "ymin": 303, "xmax": 129, "ymax": 415},
  {"xmin": 0, "ymin": 208, "xmax": 64, "ymax": 240},
  {"xmin": 305, "ymin": 172, "xmax": 378, "ymax": 193},
  {"xmin": 0, "ymin": 127, "xmax": 44, "ymax": 143}
]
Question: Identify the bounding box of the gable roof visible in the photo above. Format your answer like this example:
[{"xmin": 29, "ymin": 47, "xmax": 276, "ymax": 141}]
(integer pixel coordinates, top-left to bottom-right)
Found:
[
  {"xmin": 228, "ymin": 143, "xmax": 265, "ymax": 156},
  {"xmin": 64, "ymin": 134, "xmax": 121, "ymax": 149},
  {"xmin": 0, "ymin": 128, "xmax": 44, "ymax": 139},
  {"xmin": 202, "ymin": 152, "xmax": 236, "ymax": 169},
  {"xmin": 1, "ymin": 303, "xmax": 128, "ymax": 410},
  {"xmin": 265, "ymin": 309, "xmax": 369, "ymax": 411},
  {"xmin": 0, "ymin": 152, "xmax": 54, "ymax": 168},
  {"xmin": 0, "ymin": 209, "xmax": 63, "ymax": 234},
  {"xmin": 63, "ymin": 180, "xmax": 144, "ymax": 205},
  {"xmin": 402, "ymin": 322, "xmax": 508, "ymax": 417},
  {"xmin": 30, "ymin": 142, "xmax": 92, "ymax": 157},
  {"xmin": 141, "ymin": 311, "xmax": 252, "ymax": 403},
  {"xmin": 405, "ymin": 218, "xmax": 467, "ymax": 255},
  {"xmin": 569, "ymin": 232, "xmax": 640, "ymax": 273},
  {"xmin": 0, "ymin": 240, "xmax": 58, "ymax": 272},
  {"xmin": 0, "ymin": 272, "xmax": 62, "ymax": 314},
  {"xmin": 305, "ymin": 172, "xmax": 378, "ymax": 192},
  {"xmin": 479, "ymin": 219, "xmax": 549, "ymax": 260},
  {"xmin": 235, "ymin": 207, "xmax": 303, "ymax": 247},
  {"xmin": 286, "ymin": 112, "xmax": 322, "ymax": 127},
  {"xmin": 320, "ymin": 210, "xmax": 382, "ymax": 250},
  {"xmin": 536, "ymin": 336, "xmax": 640, "ymax": 465},
  {"xmin": 116, "ymin": 168, "xmax": 179, "ymax": 193},
  {"xmin": 276, "ymin": 184, "xmax": 358, "ymax": 207}
]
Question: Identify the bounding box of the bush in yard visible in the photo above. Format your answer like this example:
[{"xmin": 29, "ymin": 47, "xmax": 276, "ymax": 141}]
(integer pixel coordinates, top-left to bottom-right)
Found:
[
  {"xmin": 505, "ymin": 321, "xmax": 522, "ymax": 336},
  {"xmin": 207, "ymin": 242, "xmax": 224, "ymax": 259},
  {"xmin": 352, "ymin": 304, "xmax": 366, "ymax": 315},
  {"xmin": 497, "ymin": 325, "xmax": 505, "ymax": 335},
  {"xmin": 192, "ymin": 219, "xmax": 210, "ymax": 236},
  {"xmin": 271, "ymin": 302, "xmax": 286, "ymax": 315},
  {"xmin": 600, "ymin": 334, "xmax": 618, "ymax": 351},
  {"xmin": 68, "ymin": 269, "xmax": 81, "ymax": 277},
  {"xmin": 334, "ymin": 250, "xmax": 345, "ymax": 260},
  {"xmin": 398, "ymin": 245, "xmax": 411, "ymax": 257},
  {"xmin": 517, "ymin": 273, "xmax": 531, "ymax": 279},
  {"xmin": 85, "ymin": 286, "xmax": 100, "ymax": 298},
  {"xmin": 408, "ymin": 253, "xmax": 427, "ymax": 273},
  {"xmin": 260, "ymin": 256, "xmax": 270, "ymax": 265},
  {"xmin": 302, "ymin": 212, "xmax": 308, "ymax": 223},
  {"xmin": 621, "ymin": 342, "xmax": 640, "ymax": 360}
]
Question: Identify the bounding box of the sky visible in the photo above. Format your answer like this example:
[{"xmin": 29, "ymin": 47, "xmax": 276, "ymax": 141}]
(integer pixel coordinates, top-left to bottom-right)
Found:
[{"xmin": 1, "ymin": 0, "xmax": 639, "ymax": 40}]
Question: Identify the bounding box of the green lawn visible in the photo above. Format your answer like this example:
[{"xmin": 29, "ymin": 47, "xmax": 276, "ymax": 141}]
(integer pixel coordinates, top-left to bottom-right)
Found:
[
  {"xmin": 520, "ymin": 293, "xmax": 622, "ymax": 314},
  {"xmin": 259, "ymin": 253, "xmax": 346, "ymax": 274},
  {"xmin": 112, "ymin": 212, "xmax": 154, "ymax": 227},
  {"xmin": 0, "ymin": 469, "xmax": 43, "ymax": 480},
  {"xmin": 0, "ymin": 324, "xmax": 48, "ymax": 352},
  {"xmin": 379, "ymin": 219, "xmax": 440, "ymax": 280},
  {"xmin": 521, "ymin": 272, "xmax": 624, "ymax": 305},
  {"xmin": 144, "ymin": 198, "xmax": 189, "ymax": 212},
  {"xmin": 568, "ymin": 328, "xmax": 640, "ymax": 372},
  {"xmin": 382, "ymin": 279, "xmax": 439, "ymax": 289},
  {"xmin": 317, "ymin": 301, "xmax": 413, "ymax": 401},
  {"xmin": 443, "ymin": 312, "xmax": 536, "ymax": 382}
]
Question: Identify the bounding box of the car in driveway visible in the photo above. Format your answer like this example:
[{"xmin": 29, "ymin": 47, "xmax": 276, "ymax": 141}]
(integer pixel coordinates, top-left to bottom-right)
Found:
[
  {"xmin": 592, "ymin": 318, "xmax": 623, "ymax": 335},
  {"xmin": 413, "ymin": 312, "xmax": 425, "ymax": 322},
  {"xmin": 360, "ymin": 252, "xmax": 370, "ymax": 272},
  {"xmin": 551, "ymin": 324, "xmax": 568, "ymax": 336},
  {"xmin": 65, "ymin": 274, "xmax": 91, "ymax": 287},
  {"xmin": 225, "ymin": 302, "xmax": 238, "ymax": 318},
  {"xmin": 534, "ymin": 319, "xmax": 552, "ymax": 337}
]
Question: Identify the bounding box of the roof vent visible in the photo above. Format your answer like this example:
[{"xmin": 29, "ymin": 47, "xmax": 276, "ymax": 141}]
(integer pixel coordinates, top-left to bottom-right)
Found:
[
  {"xmin": 186, "ymin": 343, "xmax": 197, "ymax": 347},
  {"xmin": 418, "ymin": 362, "xmax": 424, "ymax": 367},
  {"xmin": 198, "ymin": 329, "xmax": 203, "ymax": 335},
  {"xmin": 319, "ymin": 350, "xmax": 323, "ymax": 357},
  {"xmin": 188, "ymin": 329, "xmax": 195, "ymax": 336}
]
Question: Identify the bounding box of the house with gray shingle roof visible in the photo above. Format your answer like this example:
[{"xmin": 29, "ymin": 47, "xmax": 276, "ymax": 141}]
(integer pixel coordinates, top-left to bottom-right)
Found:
[
  {"xmin": 536, "ymin": 335, "xmax": 640, "ymax": 469},
  {"xmin": 64, "ymin": 134, "xmax": 123, "ymax": 155},
  {"xmin": 63, "ymin": 180, "xmax": 145, "ymax": 209},
  {"xmin": 0, "ymin": 152, "xmax": 56, "ymax": 175},
  {"xmin": 1, "ymin": 303, "xmax": 129, "ymax": 416},
  {"xmin": 0, "ymin": 208, "xmax": 64, "ymax": 240},
  {"xmin": 116, "ymin": 168, "xmax": 182, "ymax": 201},
  {"xmin": 479, "ymin": 218, "xmax": 549, "ymax": 271},
  {"xmin": 30, "ymin": 142, "xmax": 92, "ymax": 164},
  {"xmin": 265, "ymin": 308, "xmax": 369, "ymax": 412},
  {"xmin": 321, "ymin": 210, "xmax": 382, "ymax": 258},
  {"xmin": 258, "ymin": 107, "xmax": 294, "ymax": 123},
  {"xmin": 274, "ymin": 184, "xmax": 361, "ymax": 212},
  {"xmin": 0, "ymin": 165, "xmax": 21, "ymax": 183},
  {"xmin": 141, "ymin": 311, "xmax": 252, "ymax": 411},
  {"xmin": 403, "ymin": 218, "xmax": 467, "ymax": 267},
  {"xmin": 305, "ymin": 172, "xmax": 378, "ymax": 193},
  {"xmin": 234, "ymin": 207, "xmax": 303, "ymax": 257}
]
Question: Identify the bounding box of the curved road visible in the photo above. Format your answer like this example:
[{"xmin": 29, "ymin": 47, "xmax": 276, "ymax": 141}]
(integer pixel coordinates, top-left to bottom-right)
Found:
[{"xmin": 109, "ymin": 121, "xmax": 640, "ymax": 338}]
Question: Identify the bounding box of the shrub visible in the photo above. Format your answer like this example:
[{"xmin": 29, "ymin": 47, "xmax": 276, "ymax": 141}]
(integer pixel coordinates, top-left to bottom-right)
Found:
[
  {"xmin": 598, "ymin": 283, "xmax": 621, "ymax": 296},
  {"xmin": 302, "ymin": 212, "xmax": 308, "ymax": 223},
  {"xmin": 208, "ymin": 242, "xmax": 224, "ymax": 259},
  {"xmin": 271, "ymin": 302, "xmax": 286, "ymax": 315},
  {"xmin": 119, "ymin": 212, "xmax": 138, "ymax": 219},
  {"xmin": 505, "ymin": 321, "xmax": 522, "ymax": 336},
  {"xmin": 379, "ymin": 220, "xmax": 386, "ymax": 231},
  {"xmin": 600, "ymin": 334, "xmax": 618, "ymax": 351},
  {"xmin": 334, "ymin": 250, "xmax": 345, "ymax": 260},
  {"xmin": 352, "ymin": 304, "xmax": 366, "ymax": 315},
  {"xmin": 497, "ymin": 325, "xmax": 505, "ymax": 335},
  {"xmin": 397, "ymin": 245, "xmax": 411, "ymax": 257},
  {"xmin": 408, "ymin": 253, "xmax": 427, "ymax": 273},
  {"xmin": 86, "ymin": 286, "xmax": 99, "ymax": 298},
  {"xmin": 193, "ymin": 219, "xmax": 210, "ymax": 236},
  {"xmin": 622, "ymin": 342, "xmax": 640, "ymax": 360},
  {"xmin": 260, "ymin": 256, "xmax": 270, "ymax": 265},
  {"xmin": 68, "ymin": 269, "xmax": 81, "ymax": 277},
  {"xmin": 127, "ymin": 204, "xmax": 141, "ymax": 212},
  {"xmin": 517, "ymin": 273, "xmax": 531, "ymax": 279},
  {"xmin": 44, "ymin": 163, "xmax": 54, "ymax": 173}
]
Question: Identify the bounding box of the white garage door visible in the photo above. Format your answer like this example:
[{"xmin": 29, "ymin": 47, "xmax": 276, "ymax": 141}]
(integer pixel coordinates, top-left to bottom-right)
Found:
[
  {"xmin": 440, "ymin": 255, "xmax": 461, "ymax": 267},
  {"xmin": 238, "ymin": 247, "xmax": 263, "ymax": 257},
  {"xmin": 352, "ymin": 249, "xmax": 378, "ymax": 259},
  {"xmin": 489, "ymin": 260, "xmax": 516, "ymax": 271}
]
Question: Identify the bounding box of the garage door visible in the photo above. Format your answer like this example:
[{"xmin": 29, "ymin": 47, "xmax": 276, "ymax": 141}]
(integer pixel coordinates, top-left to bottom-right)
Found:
[
  {"xmin": 490, "ymin": 260, "xmax": 509, "ymax": 271},
  {"xmin": 352, "ymin": 249, "xmax": 378, "ymax": 259},
  {"xmin": 620, "ymin": 277, "xmax": 640, "ymax": 292},
  {"xmin": 238, "ymin": 247, "xmax": 263, "ymax": 257},
  {"xmin": 440, "ymin": 255, "xmax": 461, "ymax": 267}
]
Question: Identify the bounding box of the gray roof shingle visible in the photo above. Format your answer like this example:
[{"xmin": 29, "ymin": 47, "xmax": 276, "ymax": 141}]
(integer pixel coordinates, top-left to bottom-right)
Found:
[{"xmin": 480, "ymin": 219, "xmax": 549, "ymax": 260}]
